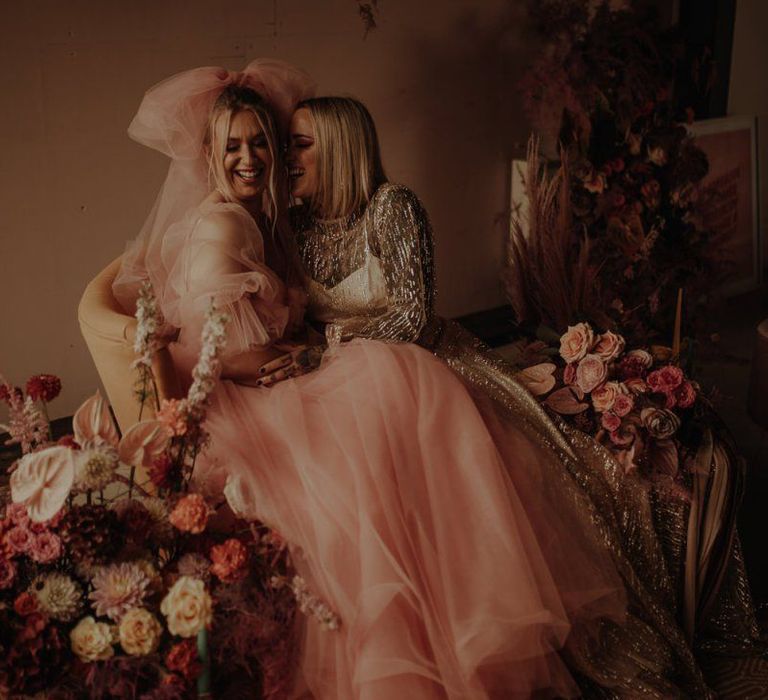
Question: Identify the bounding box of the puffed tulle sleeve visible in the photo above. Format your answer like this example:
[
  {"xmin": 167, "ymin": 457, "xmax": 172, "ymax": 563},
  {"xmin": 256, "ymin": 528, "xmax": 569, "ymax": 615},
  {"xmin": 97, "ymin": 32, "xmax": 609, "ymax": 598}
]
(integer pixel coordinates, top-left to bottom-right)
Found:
[{"xmin": 165, "ymin": 203, "xmax": 292, "ymax": 358}]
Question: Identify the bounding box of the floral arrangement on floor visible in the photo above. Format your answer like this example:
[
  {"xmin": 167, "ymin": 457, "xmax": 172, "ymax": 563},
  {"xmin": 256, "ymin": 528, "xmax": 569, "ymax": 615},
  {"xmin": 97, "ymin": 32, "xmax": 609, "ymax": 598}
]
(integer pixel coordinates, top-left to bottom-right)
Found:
[
  {"xmin": 0, "ymin": 290, "xmax": 337, "ymax": 699},
  {"xmin": 515, "ymin": 322, "xmax": 703, "ymax": 495},
  {"xmin": 514, "ymin": 0, "xmax": 725, "ymax": 345}
]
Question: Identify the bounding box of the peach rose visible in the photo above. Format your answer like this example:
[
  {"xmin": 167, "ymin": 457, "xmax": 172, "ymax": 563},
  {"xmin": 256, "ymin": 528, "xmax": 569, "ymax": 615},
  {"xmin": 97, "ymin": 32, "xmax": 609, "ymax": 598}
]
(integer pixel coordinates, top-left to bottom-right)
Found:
[
  {"xmin": 563, "ymin": 363, "xmax": 577, "ymax": 385},
  {"xmin": 591, "ymin": 381, "xmax": 625, "ymax": 413},
  {"xmin": 119, "ymin": 607, "xmax": 163, "ymax": 656},
  {"xmin": 624, "ymin": 377, "xmax": 649, "ymax": 394},
  {"xmin": 575, "ymin": 354, "xmax": 608, "ymax": 394},
  {"xmin": 593, "ymin": 331, "xmax": 626, "ymax": 362},
  {"xmin": 70, "ymin": 616, "xmax": 114, "ymax": 662},
  {"xmin": 169, "ymin": 494, "xmax": 210, "ymax": 534},
  {"xmin": 160, "ymin": 576, "xmax": 212, "ymax": 638},
  {"xmin": 559, "ymin": 323, "xmax": 595, "ymax": 363},
  {"xmin": 10, "ymin": 446, "xmax": 76, "ymax": 523}
]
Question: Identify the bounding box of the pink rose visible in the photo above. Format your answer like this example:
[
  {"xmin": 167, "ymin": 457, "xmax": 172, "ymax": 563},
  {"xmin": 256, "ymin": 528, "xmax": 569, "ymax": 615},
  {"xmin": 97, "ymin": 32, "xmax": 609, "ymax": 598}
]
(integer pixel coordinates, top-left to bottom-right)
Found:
[
  {"xmin": 575, "ymin": 354, "xmax": 608, "ymax": 394},
  {"xmin": 612, "ymin": 393, "xmax": 635, "ymax": 417},
  {"xmin": 0, "ymin": 558, "xmax": 16, "ymax": 589},
  {"xmin": 593, "ymin": 331, "xmax": 626, "ymax": 362},
  {"xmin": 563, "ymin": 363, "xmax": 577, "ymax": 385},
  {"xmin": 5, "ymin": 525, "xmax": 34, "ymax": 556},
  {"xmin": 29, "ymin": 531, "xmax": 63, "ymax": 564},
  {"xmin": 675, "ymin": 381, "xmax": 696, "ymax": 409},
  {"xmin": 618, "ymin": 349, "xmax": 652, "ymax": 379},
  {"xmin": 559, "ymin": 323, "xmax": 595, "ymax": 363},
  {"xmin": 169, "ymin": 494, "xmax": 210, "ymax": 535},
  {"xmin": 601, "ymin": 412, "xmax": 622, "ymax": 432},
  {"xmin": 10, "ymin": 446, "xmax": 76, "ymax": 523},
  {"xmin": 591, "ymin": 381, "xmax": 624, "ymax": 413}
]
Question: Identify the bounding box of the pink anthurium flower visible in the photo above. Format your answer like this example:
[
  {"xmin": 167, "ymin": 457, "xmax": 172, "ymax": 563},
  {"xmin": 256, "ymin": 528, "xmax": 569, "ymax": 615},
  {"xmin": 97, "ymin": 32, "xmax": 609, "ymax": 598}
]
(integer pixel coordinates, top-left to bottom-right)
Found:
[
  {"xmin": 543, "ymin": 387, "xmax": 589, "ymax": 415},
  {"xmin": 516, "ymin": 363, "xmax": 557, "ymax": 396},
  {"xmin": 73, "ymin": 392, "xmax": 120, "ymax": 449},
  {"xmin": 10, "ymin": 446, "xmax": 76, "ymax": 522},
  {"xmin": 119, "ymin": 420, "xmax": 173, "ymax": 468}
]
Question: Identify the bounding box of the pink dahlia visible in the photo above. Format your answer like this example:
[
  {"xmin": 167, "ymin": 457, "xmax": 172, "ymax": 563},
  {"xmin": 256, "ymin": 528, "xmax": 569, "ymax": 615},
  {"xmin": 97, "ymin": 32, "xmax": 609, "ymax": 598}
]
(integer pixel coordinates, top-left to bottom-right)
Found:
[{"xmin": 89, "ymin": 562, "xmax": 150, "ymax": 621}]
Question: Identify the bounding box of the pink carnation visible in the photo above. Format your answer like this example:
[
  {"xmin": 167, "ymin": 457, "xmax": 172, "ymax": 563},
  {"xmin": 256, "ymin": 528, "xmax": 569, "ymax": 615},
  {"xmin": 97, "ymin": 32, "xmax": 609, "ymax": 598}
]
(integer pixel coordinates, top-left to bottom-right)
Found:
[
  {"xmin": 675, "ymin": 381, "xmax": 697, "ymax": 409},
  {"xmin": 601, "ymin": 413, "xmax": 622, "ymax": 432},
  {"xmin": 5, "ymin": 503, "xmax": 30, "ymax": 526},
  {"xmin": 169, "ymin": 494, "xmax": 210, "ymax": 534},
  {"xmin": 647, "ymin": 365, "xmax": 684, "ymax": 394},
  {"xmin": 574, "ymin": 354, "xmax": 608, "ymax": 394},
  {"xmin": 612, "ymin": 393, "xmax": 635, "ymax": 417},
  {"xmin": 29, "ymin": 531, "xmax": 63, "ymax": 564},
  {"xmin": 210, "ymin": 538, "xmax": 248, "ymax": 583},
  {"xmin": 5, "ymin": 525, "xmax": 33, "ymax": 556},
  {"xmin": 0, "ymin": 558, "xmax": 16, "ymax": 589},
  {"xmin": 157, "ymin": 399, "xmax": 188, "ymax": 437}
]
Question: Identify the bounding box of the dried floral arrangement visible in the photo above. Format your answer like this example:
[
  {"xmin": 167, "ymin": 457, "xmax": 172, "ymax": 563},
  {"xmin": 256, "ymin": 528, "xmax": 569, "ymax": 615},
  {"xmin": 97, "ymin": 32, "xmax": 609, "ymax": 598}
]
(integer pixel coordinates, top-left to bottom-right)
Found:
[
  {"xmin": 514, "ymin": 0, "xmax": 725, "ymax": 344},
  {"xmin": 0, "ymin": 288, "xmax": 337, "ymax": 699}
]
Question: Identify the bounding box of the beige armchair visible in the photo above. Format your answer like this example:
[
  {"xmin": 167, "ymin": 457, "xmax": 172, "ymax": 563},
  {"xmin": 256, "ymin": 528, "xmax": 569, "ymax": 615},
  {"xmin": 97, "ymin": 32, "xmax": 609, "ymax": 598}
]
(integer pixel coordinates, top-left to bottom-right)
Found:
[{"xmin": 78, "ymin": 256, "xmax": 181, "ymax": 435}]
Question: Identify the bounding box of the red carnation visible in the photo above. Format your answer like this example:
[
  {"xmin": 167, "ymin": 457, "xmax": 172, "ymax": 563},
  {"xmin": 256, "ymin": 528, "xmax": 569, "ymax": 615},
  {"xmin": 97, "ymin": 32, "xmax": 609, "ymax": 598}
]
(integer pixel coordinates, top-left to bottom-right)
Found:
[
  {"xmin": 14, "ymin": 592, "xmax": 38, "ymax": 616},
  {"xmin": 165, "ymin": 639, "xmax": 202, "ymax": 682},
  {"xmin": 25, "ymin": 374, "xmax": 62, "ymax": 402}
]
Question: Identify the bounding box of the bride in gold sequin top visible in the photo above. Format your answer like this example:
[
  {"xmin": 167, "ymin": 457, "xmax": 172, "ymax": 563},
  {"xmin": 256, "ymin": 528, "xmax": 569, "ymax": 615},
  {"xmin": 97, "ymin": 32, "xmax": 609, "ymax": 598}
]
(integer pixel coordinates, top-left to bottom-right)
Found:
[{"xmin": 286, "ymin": 96, "xmax": 761, "ymax": 698}]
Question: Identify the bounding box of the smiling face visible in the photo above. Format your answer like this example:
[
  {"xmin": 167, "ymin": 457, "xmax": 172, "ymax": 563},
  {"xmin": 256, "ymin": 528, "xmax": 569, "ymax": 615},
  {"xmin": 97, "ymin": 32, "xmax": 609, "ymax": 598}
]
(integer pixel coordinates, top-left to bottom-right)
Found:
[
  {"xmin": 221, "ymin": 110, "xmax": 273, "ymax": 205},
  {"xmin": 287, "ymin": 107, "xmax": 318, "ymax": 201}
]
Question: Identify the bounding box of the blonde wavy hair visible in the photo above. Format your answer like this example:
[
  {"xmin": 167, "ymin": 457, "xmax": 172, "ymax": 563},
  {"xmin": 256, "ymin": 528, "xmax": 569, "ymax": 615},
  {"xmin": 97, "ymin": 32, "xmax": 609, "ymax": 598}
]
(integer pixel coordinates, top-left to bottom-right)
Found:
[
  {"xmin": 205, "ymin": 86, "xmax": 284, "ymax": 230},
  {"xmin": 298, "ymin": 96, "xmax": 387, "ymax": 219}
]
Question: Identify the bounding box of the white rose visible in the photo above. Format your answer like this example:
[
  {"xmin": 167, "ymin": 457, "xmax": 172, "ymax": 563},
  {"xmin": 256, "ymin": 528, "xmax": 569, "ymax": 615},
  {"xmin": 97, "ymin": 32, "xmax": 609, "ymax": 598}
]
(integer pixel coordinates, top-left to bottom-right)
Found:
[
  {"xmin": 160, "ymin": 576, "xmax": 212, "ymax": 638},
  {"xmin": 119, "ymin": 607, "xmax": 163, "ymax": 656},
  {"xmin": 70, "ymin": 616, "xmax": 114, "ymax": 662}
]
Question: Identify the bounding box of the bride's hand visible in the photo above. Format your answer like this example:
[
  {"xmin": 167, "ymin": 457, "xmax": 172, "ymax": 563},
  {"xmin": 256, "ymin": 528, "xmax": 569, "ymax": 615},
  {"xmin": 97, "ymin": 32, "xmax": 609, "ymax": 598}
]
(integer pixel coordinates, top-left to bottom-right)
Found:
[{"xmin": 251, "ymin": 344, "xmax": 326, "ymax": 387}]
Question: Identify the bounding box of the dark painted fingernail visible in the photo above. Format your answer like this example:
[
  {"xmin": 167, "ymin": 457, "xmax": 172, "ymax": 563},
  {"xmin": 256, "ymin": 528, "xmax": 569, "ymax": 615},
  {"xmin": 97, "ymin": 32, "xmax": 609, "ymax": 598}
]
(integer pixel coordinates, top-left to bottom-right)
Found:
[
  {"xmin": 255, "ymin": 380, "xmax": 262, "ymax": 386},
  {"xmin": 259, "ymin": 367, "xmax": 267, "ymax": 375}
]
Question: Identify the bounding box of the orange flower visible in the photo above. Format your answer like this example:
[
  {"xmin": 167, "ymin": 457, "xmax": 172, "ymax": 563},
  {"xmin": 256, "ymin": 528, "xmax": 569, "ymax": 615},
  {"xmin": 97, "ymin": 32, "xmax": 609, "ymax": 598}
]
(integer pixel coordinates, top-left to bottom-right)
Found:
[{"xmin": 169, "ymin": 494, "xmax": 210, "ymax": 534}]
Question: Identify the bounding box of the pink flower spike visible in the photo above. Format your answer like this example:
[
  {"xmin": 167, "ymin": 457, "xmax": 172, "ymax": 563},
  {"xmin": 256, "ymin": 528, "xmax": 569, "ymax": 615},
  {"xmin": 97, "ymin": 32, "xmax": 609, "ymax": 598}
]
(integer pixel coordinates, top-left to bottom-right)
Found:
[
  {"xmin": 10, "ymin": 446, "xmax": 76, "ymax": 523},
  {"xmin": 73, "ymin": 392, "xmax": 119, "ymax": 450},
  {"xmin": 118, "ymin": 420, "xmax": 173, "ymax": 468}
]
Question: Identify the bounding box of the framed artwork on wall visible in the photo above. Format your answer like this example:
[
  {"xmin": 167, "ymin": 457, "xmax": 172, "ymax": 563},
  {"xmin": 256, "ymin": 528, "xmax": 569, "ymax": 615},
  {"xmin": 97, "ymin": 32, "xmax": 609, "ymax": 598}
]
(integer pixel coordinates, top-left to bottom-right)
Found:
[{"xmin": 688, "ymin": 115, "xmax": 760, "ymax": 296}]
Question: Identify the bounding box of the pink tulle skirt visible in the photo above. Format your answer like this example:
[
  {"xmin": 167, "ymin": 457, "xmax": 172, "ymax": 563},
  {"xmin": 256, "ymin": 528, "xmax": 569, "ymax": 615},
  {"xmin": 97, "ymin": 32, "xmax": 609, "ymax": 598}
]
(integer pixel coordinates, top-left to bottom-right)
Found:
[{"xmin": 185, "ymin": 339, "xmax": 625, "ymax": 699}]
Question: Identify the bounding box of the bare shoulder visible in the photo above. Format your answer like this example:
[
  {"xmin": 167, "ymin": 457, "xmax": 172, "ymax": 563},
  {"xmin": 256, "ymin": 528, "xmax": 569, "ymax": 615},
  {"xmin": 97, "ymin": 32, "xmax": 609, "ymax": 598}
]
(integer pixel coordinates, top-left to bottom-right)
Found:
[{"xmin": 196, "ymin": 199, "xmax": 253, "ymax": 248}]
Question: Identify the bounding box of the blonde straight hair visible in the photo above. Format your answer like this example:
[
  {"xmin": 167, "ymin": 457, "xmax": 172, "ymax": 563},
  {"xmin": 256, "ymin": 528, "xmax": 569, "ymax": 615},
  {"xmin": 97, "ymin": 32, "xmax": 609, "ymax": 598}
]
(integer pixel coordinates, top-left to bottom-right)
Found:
[{"xmin": 298, "ymin": 97, "xmax": 387, "ymax": 220}]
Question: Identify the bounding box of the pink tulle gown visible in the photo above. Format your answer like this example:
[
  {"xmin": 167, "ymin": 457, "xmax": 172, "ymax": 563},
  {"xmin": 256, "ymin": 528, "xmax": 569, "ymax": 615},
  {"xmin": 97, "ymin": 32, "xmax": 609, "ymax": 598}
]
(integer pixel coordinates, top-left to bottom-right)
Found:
[{"xmin": 164, "ymin": 201, "xmax": 626, "ymax": 699}]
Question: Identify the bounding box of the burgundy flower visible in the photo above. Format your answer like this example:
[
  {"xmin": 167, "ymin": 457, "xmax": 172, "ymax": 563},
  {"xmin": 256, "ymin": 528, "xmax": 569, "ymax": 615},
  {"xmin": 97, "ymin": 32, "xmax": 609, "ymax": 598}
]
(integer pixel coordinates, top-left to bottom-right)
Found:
[
  {"xmin": 0, "ymin": 385, "xmax": 22, "ymax": 405},
  {"xmin": 149, "ymin": 454, "xmax": 182, "ymax": 490},
  {"xmin": 25, "ymin": 374, "xmax": 62, "ymax": 402},
  {"xmin": 675, "ymin": 381, "xmax": 696, "ymax": 409}
]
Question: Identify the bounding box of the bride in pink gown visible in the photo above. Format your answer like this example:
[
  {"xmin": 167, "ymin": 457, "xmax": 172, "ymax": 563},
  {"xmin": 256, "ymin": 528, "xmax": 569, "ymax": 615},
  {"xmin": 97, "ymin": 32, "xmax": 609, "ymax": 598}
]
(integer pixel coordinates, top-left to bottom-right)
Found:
[{"xmin": 114, "ymin": 60, "xmax": 634, "ymax": 699}]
